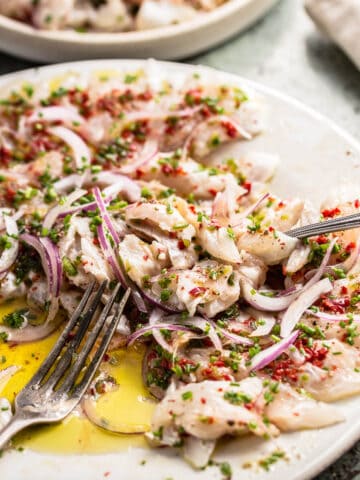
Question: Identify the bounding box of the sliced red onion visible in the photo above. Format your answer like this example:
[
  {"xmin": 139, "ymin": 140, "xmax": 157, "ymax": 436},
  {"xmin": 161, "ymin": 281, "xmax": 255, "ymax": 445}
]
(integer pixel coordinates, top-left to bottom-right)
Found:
[
  {"xmin": 0, "ymin": 313, "xmax": 63, "ymax": 343},
  {"xmin": 303, "ymin": 238, "xmax": 337, "ymax": 291},
  {"xmin": 119, "ymin": 139, "xmax": 158, "ymax": 175},
  {"xmin": 43, "ymin": 188, "xmax": 87, "ymax": 230},
  {"xmin": 0, "ymin": 215, "xmax": 19, "ymax": 274},
  {"xmin": 97, "ymin": 223, "xmax": 146, "ymax": 313},
  {"xmin": 280, "ymin": 278, "xmax": 333, "ymax": 338},
  {"xmin": 97, "ymin": 223, "xmax": 124, "ymax": 284},
  {"xmin": 93, "ymin": 187, "xmax": 121, "ymax": 244},
  {"xmin": 149, "ymin": 308, "xmax": 172, "ymax": 352},
  {"xmin": 140, "ymin": 287, "xmax": 182, "ymax": 314},
  {"xmin": 207, "ymin": 319, "xmax": 253, "ymax": 347},
  {"xmin": 39, "ymin": 236, "xmax": 62, "ymax": 297},
  {"xmin": 53, "ymin": 173, "xmax": 87, "ymax": 194},
  {"xmin": 247, "ymin": 310, "xmax": 276, "ymax": 337},
  {"xmin": 100, "ymin": 173, "xmax": 141, "ymax": 203},
  {"xmin": 20, "ymin": 234, "xmax": 62, "ymax": 327},
  {"xmin": 250, "ymin": 330, "xmax": 299, "ymax": 371},
  {"xmin": 183, "ymin": 317, "xmax": 223, "ymax": 351},
  {"xmin": 241, "ymin": 279, "xmax": 298, "ymax": 312},
  {"xmin": 27, "ymin": 106, "xmax": 84, "ymax": 126},
  {"xmin": 49, "ymin": 126, "xmax": 91, "ymax": 170},
  {"xmin": 305, "ymin": 309, "xmax": 360, "ymax": 322},
  {"xmin": 231, "ymin": 193, "xmax": 270, "ymax": 227},
  {"xmin": 127, "ymin": 323, "xmax": 192, "ymax": 346}
]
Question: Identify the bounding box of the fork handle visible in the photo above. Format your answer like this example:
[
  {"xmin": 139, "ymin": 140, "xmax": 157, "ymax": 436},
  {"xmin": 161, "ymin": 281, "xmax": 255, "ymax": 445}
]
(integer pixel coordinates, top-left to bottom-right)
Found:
[{"xmin": 0, "ymin": 413, "xmax": 37, "ymax": 450}]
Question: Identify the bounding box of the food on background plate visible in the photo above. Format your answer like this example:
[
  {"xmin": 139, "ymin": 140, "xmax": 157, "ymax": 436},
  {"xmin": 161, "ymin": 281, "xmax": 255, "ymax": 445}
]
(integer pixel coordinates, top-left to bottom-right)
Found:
[
  {"xmin": 0, "ymin": 0, "xmax": 227, "ymax": 32},
  {"xmin": 0, "ymin": 63, "xmax": 360, "ymax": 470}
]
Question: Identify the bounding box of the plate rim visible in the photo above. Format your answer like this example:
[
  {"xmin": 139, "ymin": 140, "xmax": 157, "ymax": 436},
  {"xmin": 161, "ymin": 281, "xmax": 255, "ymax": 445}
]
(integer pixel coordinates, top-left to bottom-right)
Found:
[
  {"xmin": 0, "ymin": 58, "xmax": 359, "ymax": 480},
  {"xmin": 0, "ymin": 0, "xmax": 278, "ymax": 45}
]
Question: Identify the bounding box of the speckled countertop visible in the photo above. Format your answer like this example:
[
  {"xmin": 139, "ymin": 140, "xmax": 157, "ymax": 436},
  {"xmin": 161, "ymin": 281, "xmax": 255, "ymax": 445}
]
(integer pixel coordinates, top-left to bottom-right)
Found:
[{"xmin": 0, "ymin": 0, "xmax": 359, "ymax": 478}]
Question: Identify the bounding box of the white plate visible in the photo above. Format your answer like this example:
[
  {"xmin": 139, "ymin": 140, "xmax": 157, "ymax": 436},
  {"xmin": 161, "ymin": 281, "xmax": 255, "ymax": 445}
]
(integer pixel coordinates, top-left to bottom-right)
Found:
[
  {"xmin": 1, "ymin": 59, "xmax": 360, "ymax": 480},
  {"xmin": 0, "ymin": 0, "xmax": 278, "ymax": 62}
]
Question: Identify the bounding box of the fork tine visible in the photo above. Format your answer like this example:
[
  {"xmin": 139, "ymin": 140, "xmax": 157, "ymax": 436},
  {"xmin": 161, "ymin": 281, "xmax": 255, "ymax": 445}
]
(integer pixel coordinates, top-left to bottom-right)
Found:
[
  {"xmin": 286, "ymin": 212, "xmax": 360, "ymax": 239},
  {"xmin": 57, "ymin": 283, "xmax": 122, "ymax": 395},
  {"xmin": 72, "ymin": 288, "xmax": 131, "ymax": 400},
  {"xmin": 26, "ymin": 281, "xmax": 96, "ymax": 389},
  {"xmin": 41, "ymin": 280, "xmax": 108, "ymax": 391}
]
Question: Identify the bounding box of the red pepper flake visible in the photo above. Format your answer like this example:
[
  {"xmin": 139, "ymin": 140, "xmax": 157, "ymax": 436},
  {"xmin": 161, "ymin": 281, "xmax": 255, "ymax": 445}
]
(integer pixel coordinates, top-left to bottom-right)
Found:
[
  {"xmin": 322, "ymin": 207, "xmax": 341, "ymax": 218},
  {"xmin": 143, "ymin": 254, "xmax": 149, "ymax": 261},
  {"xmin": 138, "ymin": 90, "xmax": 153, "ymax": 101},
  {"xmin": 271, "ymin": 358, "xmax": 299, "ymax": 382},
  {"xmin": 189, "ymin": 205, "xmax": 196, "ymax": 214},
  {"xmin": 208, "ymin": 188, "xmax": 218, "ymax": 197},
  {"xmin": 213, "ymin": 360, "xmax": 226, "ymax": 368},
  {"xmin": 346, "ymin": 242, "xmax": 356, "ymax": 253},
  {"xmin": 177, "ymin": 240, "xmax": 186, "ymax": 250},
  {"xmin": 341, "ymin": 286, "xmax": 348, "ymax": 295},
  {"xmin": 243, "ymin": 182, "xmax": 252, "ymax": 194},
  {"xmin": 355, "ymin": 199, "xmax": 360, "ymax": 208},
  {"xmin": 320, "ymin": 295, "xmax": 350, "ymax": 314},
  {"xmin": 200, "ymin": 397, "xmax": 207, "ymax": 404},
  {"xmin": 221, "ymin": 120, "xmax": 238, "ymax": 138},
  {"xmin": 0, "ymin": 146, "xmax": 11, "ymax": 166},
  {"xmin": 4, "ymin": 187, "xmax": 16, "ymax": 203},
  {"xmin": 189, "ymin": 287, "xmax": 207, "ymax": 297},
  {"xmin": 316, "ymin": 235, "xmax": 329, "ymax": 245},
  {"xmin": 103, "ymin": 472, "xmax": 110, "ymax": 478}
]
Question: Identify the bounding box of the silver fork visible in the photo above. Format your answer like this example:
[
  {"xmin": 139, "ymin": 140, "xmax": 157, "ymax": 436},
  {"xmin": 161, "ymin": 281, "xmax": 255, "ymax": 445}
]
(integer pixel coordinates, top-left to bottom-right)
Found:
[
  {"xmin": 286, "ymin": 212, "xmax": 360, "ymax": 239},
  {"xmin": 0, "ymin": 281, "xmax": 130, "ymax": 449}
]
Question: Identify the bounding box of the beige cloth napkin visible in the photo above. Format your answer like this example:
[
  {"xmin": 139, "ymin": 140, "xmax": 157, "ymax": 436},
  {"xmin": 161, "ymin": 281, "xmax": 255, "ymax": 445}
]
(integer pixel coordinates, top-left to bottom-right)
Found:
[{"xmin": 304, "ymin": 0, "xmax": 360, "ymax": 70}]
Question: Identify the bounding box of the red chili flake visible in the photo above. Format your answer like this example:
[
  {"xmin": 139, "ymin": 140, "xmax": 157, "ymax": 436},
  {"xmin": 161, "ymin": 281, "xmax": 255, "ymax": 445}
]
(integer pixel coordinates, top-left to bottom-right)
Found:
[
  {"xmin": 189, "ymin": 286, "xmax": 207, "ymax": 297},
  {"xmin": 213, "ymin": 359, "xmax": 226, "ymax": 368},
  {"xmin": 189, "ymin": 205, "xmax": 196, "ymax": 214},
  {"xmin": 277, "ymin": 201, "xmax": 285, "ymax": 208},
  {"xmin": 93, "ymin": 237, "xmax": 99, "ymax": 246},
  {"xmin": 297, "ymin": 340, "xmax": 329, "ymax": 368},
  {"xmin": 316, "ymin": 235, "xmax": 329, "ymax": 245},
  {"xmin": 320, "ymin": 295, "xmax": 350, "ymax": 314},
  {"xmin": 200, "ymin": 397, "xmax": 207, "ymax": 404},
  {"xmin": 4, "ymin": 187, "xmax": 16, "ymax": 203},
  {"xmin": 0, "ymin": 146, "xmax": 11, "ymax": 166},
  {"xmin": 177, "ymin": 240, "xmax": 186, "ymax": 250},
  {"xmin": 208, "ymin": 188, "xmax": 218, "ymax": 197},
  {"xmin": 178, "ymin": 358, "xmax": 196, "ymax": 368},
  {"xmin": 138, "ymin": 90, "xmax": 153, "ymax": 101},
  {"xmin": 243, "ymin": 182, "xmax": 252, "ymax": 194},
  {"xmin": 322, "ymin": 207, "xmax": 341, "ymax": 218},
  {"xmin": 268, "ymin": 226, "xmax": 274, "ymax": 232},
  {"xmin": 184, "ymin": 89, "xmax": 202, "ymax": 106},
  {"xmin": 346, "ymin": 242, "xmax": 356, "ymax": 253},
  {"xmin": 221, "ymin": 120, "xmax": 238, "ymax": 138},
  {"xmin": 271, "ymin": 358, "xmax": 299, "ymax": 382},
  {"xmin": 103, "ymin": 353, "xmax": 110, "ymax": 362},
  {"xmin": 143, "ymin": 254, "xmax": 149, "ymax": 261},
  {"xmin": 200, "ymin": 105, "xmax": 212, "ymax": 118},
  {"xmin": 341, "ymin": 286, "xmax": 348, "ymax": 295},
  {"xmin": 103, "ymin": 472, "xmax": 110, "ymax": 478},
  {"xmin": 355, "ymin": 199, "xmax": 360, "ymax": 208}
]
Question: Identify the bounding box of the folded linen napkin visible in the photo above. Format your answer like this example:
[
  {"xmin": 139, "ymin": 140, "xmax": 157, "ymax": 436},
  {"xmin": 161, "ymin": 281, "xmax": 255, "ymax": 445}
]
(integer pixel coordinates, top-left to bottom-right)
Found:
[{"xmin": 304, "ymin": 0, "xmax": 360, "ymax": 70}]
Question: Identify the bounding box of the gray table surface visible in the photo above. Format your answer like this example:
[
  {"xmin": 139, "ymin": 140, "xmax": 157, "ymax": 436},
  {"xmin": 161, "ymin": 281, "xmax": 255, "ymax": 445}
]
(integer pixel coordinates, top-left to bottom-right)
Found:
[{"xmin": 0, "ymin": 0, "xmax": 359, "ymax": 478}]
